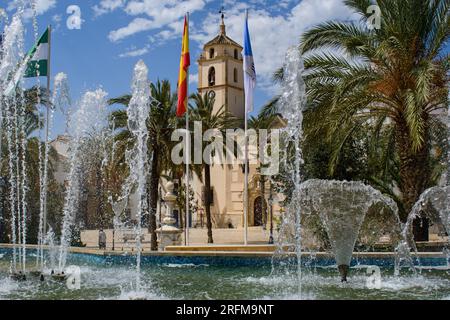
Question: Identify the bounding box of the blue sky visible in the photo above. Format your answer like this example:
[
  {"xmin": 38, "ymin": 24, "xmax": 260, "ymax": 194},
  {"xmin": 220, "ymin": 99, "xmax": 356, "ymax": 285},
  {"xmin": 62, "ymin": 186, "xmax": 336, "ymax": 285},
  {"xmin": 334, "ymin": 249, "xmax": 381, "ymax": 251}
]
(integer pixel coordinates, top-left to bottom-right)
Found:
[{"xmin": 2, "ymin": 0, "xmax": 449, "ymax": 137}]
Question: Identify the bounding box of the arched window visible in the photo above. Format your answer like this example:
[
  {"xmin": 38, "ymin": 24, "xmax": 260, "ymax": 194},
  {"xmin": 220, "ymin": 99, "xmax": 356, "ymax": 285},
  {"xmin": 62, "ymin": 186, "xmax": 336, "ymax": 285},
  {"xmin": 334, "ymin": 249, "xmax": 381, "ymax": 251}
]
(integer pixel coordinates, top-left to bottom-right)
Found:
[
  {"xmin": 209, "ymin": 48, "xmax": 215, "ymax": 59},
  {"xmin": 233, "ymin": 68, "xmax": 238, "ymax": 83},
  {"xmin": 208, "ymin": 67, "xmax": 216, "ymax": 86},
  {"xmin": 234, "ymin": 49, "xmax": 238, "ymax": 59}
]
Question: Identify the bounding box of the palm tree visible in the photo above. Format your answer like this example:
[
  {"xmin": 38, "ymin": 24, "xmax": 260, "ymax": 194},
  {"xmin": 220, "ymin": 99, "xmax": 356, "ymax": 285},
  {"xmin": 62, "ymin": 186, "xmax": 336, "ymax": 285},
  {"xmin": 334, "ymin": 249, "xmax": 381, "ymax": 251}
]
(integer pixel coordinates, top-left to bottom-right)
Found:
[
  {"xmin": 109, "ymin": 79, "xmax": 177, "ymax": 250},
  {"xmin": 147, "ymin": 80, "xmax": 178, "ymax": 249},
  {"xmin": 189, "ymin": 92, "xmax": 238, "ymax": 243},
  {"xmin": 25, "ymin": 136, "xmax": 60, "ymax": 243},
  {"xmin": 0, "ymin": 86, "xmax": 57, "ymax": 243},
  {"xmin": 271, "ymin": 0, "xmax": 448, "ymax": 240}
]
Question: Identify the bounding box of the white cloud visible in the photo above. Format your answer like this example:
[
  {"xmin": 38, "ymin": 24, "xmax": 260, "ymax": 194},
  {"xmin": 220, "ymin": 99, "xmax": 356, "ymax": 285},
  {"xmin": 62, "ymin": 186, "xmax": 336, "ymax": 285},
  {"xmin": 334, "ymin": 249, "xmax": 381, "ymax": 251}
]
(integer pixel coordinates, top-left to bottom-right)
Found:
[
  {"xmin": 52, "ymin": 14, "xmax": 61, "ymax": 22},
  {"xmin": 52, "ymin": 13, "xmax": 62, "ymax": 30},
  {"xmin": 149, "ymin": 19, "xmax": 185, "ymax": 44},
  {"xmin": 119, "ymin": 46, "xmax": 149, "ymax": 58},
  {"xmin": 7, "ymin": 0, "xmax": 57, "ymax": 19},
  {"xmin": 35, "ymin": 0, "xmax": 57, "ymax": 15},
  {"xmin": 93, "ymin": 0, "xmax": 126, "ymax": 17},
  {"xmin": 109, "ymin": 17, "xmax": 153, "ymax": 42},
  {"xmin": 103, "ymin": 0, "xmax": 357, "ymax": 94},
  {"xmin": 108, "ymin": 0, "xmax": 207, "ymax": 42},
  {"xmin": 193, "ymin": 0, "xmax": 355, "ymax": 92}
]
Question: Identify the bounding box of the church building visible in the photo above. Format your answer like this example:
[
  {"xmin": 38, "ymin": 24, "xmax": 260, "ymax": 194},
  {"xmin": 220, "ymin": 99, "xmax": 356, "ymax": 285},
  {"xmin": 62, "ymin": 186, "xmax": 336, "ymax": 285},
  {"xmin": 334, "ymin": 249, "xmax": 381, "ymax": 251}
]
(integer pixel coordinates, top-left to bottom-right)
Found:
[{"xmin": 188, "ymin": 16, "xmax": 271, "ymax": 229}]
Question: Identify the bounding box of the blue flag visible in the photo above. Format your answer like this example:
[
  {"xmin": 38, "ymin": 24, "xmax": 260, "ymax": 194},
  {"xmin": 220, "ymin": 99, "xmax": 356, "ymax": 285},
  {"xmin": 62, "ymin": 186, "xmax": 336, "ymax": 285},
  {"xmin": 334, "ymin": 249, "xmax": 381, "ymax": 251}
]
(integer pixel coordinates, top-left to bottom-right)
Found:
[{"xmin": 243, "ymin": 10, "xmax": 256, "ymax": 113}]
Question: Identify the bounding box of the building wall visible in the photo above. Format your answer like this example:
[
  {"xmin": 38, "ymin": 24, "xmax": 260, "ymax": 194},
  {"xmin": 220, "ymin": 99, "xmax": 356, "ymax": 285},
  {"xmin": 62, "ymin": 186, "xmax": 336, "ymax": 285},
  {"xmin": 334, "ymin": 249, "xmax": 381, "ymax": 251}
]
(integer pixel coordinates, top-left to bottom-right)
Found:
[
  {"xmin": 50, "ymin": 135, "xmax": 71, "ymax": 186},
  {"xmin": 198, "ymin": 43, "xmax": 244, "ymax": 118},
  {"xmin": 195, "ymin": 35, "xmax": 249, "ymax": 228},
  {"xmin": 164, "ymin": 24, "xmax": 284, "ymax": 230}
]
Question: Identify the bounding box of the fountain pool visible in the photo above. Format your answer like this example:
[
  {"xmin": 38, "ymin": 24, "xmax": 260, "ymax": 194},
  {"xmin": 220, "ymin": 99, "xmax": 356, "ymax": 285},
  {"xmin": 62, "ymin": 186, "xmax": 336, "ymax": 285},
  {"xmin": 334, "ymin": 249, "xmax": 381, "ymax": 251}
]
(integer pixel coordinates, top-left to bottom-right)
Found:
[
  {"xmin": 1, "ymin": 1, "xmax": 449, "ymax": 303},
  {"xmin": 0, "ymin": 248, "xmax": 449, "ymax": 300}
]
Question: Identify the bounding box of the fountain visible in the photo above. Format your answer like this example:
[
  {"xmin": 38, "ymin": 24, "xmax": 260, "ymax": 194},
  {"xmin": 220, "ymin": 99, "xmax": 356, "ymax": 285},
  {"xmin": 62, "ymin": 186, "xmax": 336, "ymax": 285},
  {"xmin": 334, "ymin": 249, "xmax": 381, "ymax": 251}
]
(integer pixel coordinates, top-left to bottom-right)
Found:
[
  {"xmin": 274, "ymin": 46, "xmax": 405, "ymax": 284},
  {"xmin": 0, "ymin": 5, "xmax": 29, "ymax": 278},
  {"xmin": 1, "ymin": 2, "xmax": 450, "ymax": 302},
  {"xmin": 275, "ymin": 46, "xmax": 306, "ymax": 296},
  {"xmin": 0, "ymin": 0, "xmax": 63, "ymax": 281},
  {"xmin": 299, "ymin": 179, "xmax": 401, "ymax": 281},
  {"xmin": 44, "ymin": 227, "xmax": 57, "ymax": 273},
  {"xmin": 98, "ymin": 60, "xmax": 155, "ymax": 298},
  {"xmin": 0, "ymin": 13, "xmax": 25, "ymax": 85},
  {"xmin": 121, "ymin": 60, "xmax": 151, "ymax": 292},
  {"xmin": 404, "ymin": 92, "xmax": 450, "ymax": 257},
  {"xmin": 57, "ymin": 89, "xmax": 109, "ymax": 274},
  {"xmin": 107, "ymin": 114, "xmax": 129, "ymax": 252},
  {"xmin": 407, "ymin": 187, "xmax": 450, "ymax": 244},
  {"xmin": 36, "ymin": 72, "xmax": 70, "ymax": 272}
]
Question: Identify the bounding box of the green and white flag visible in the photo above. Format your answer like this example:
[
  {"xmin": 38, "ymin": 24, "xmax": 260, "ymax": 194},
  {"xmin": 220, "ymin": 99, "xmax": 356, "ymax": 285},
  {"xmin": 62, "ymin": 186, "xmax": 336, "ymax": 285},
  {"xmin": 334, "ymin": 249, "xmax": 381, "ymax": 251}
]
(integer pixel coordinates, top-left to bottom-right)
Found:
[
  {"xmin": 24, "ymin": 27, "xmax": 49, "ymax": 78},
  {"xmin": 4, "ymin": 27, "xmax": 50, "ymax": 96}
]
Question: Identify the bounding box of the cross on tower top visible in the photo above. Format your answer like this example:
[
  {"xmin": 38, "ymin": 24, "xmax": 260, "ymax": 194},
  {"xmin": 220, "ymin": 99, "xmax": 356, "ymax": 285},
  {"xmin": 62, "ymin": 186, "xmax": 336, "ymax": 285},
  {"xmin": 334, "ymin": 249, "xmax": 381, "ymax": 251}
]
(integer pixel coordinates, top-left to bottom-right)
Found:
[{"xmin": 219, "ymin": 6, "xmax": 226, "ymax": 35}]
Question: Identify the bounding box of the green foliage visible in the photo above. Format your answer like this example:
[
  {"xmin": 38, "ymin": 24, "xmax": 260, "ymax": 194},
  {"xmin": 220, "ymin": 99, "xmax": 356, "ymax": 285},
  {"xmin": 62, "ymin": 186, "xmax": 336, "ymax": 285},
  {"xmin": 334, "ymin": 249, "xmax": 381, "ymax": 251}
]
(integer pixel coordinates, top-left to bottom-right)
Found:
[
  {"xmin": 268, "ymin": 0, "xmax": 449, "ymax": 222},
  {"xmin": 0, "ymin": 87, "xmax": 61, "ymax": 244},
  {"xmin": 108, "ymin": 79, "xmax": 180, "ymax": 178}
]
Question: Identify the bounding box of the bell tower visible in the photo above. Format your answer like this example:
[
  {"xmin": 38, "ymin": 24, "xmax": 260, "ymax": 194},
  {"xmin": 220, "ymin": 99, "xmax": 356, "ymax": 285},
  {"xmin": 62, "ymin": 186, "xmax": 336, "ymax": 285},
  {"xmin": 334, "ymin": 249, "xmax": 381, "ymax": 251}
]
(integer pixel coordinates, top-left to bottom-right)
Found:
[
  {"xmin": 197, "ymin": 14, "xmax": 245, "ymax": 120},
  {"xmin": 192, "ymin": 12, "xmax": 250, "ymax": 230}
]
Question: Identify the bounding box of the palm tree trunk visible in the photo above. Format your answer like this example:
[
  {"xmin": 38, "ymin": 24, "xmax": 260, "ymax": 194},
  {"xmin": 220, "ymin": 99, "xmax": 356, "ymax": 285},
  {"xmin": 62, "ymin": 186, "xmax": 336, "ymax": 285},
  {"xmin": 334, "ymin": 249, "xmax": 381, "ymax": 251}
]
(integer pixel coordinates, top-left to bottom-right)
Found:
[
  {"xmin": 148, "ymin": 148, "xmax": 159, "ymax": 251},
  {"xmin": 204, "ymin": 164, "xmax": 213, "ymax": 244},
  {"xmin": 396, "ymin": 121, "xmax": 431, "ymax": 241}
]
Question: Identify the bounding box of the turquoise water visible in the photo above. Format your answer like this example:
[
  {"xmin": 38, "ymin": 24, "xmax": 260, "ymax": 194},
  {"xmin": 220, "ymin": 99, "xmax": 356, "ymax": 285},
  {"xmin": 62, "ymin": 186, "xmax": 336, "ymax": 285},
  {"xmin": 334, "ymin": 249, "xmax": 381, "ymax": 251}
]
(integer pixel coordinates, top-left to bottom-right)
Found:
[{"xmin": 0, "ymin": 250, "xmax": 449, "ymax": 300}]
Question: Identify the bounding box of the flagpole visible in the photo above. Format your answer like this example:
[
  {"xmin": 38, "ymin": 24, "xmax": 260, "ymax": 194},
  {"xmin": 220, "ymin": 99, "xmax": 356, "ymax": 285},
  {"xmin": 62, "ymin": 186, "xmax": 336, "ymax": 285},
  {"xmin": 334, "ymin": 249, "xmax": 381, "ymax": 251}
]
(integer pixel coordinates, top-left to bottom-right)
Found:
[
  {"xmin": 185, "ymin": 12, "xmax": 190, "ymax": 247},
  {"xmin": 244, "ymin": 105, "xmax": 249, "ymax": 246},
  {"xmin": 43, "ymin": 25, "xmax": 51, "ymax": 237},
  {"xmin": 243, "ymin": 11, "xmax": 249, "ymax": 246}
]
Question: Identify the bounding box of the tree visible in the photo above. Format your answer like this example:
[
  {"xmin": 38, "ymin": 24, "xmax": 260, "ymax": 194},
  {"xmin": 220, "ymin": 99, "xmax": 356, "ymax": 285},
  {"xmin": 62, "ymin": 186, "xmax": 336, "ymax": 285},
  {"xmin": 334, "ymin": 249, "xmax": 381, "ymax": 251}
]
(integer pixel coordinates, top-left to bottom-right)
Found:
[
  {"xmin": 109, "ymin": 79, "xmax": 178, "ymax": 250},
  {"xmin": 189, "ymin": 92, "xmax": 238, "ymax": 243},
  {"xmin": 272, "ymin": 0, "xmax": 449, "ymax": 240},
  {"xmin": 0, "ymin": 86, "xmax": 63, "ymax": 243}
]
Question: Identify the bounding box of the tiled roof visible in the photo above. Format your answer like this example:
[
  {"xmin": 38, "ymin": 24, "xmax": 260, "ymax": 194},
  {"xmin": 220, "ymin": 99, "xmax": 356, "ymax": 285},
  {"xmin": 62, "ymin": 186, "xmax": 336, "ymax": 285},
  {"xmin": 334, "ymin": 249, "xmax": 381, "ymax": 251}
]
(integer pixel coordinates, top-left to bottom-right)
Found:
[{"xmin": 205, "ymin": 34, "xmax": 242, "ymax": 48}]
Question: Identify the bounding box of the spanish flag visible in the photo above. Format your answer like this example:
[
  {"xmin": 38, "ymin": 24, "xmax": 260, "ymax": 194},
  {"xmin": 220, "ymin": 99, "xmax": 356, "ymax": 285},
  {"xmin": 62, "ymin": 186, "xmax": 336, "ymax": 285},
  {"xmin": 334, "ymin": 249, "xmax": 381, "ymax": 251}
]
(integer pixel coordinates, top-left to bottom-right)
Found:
[{"xmin": 177, "ymin": 16, "xmax": 190, "ymax": 117}]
